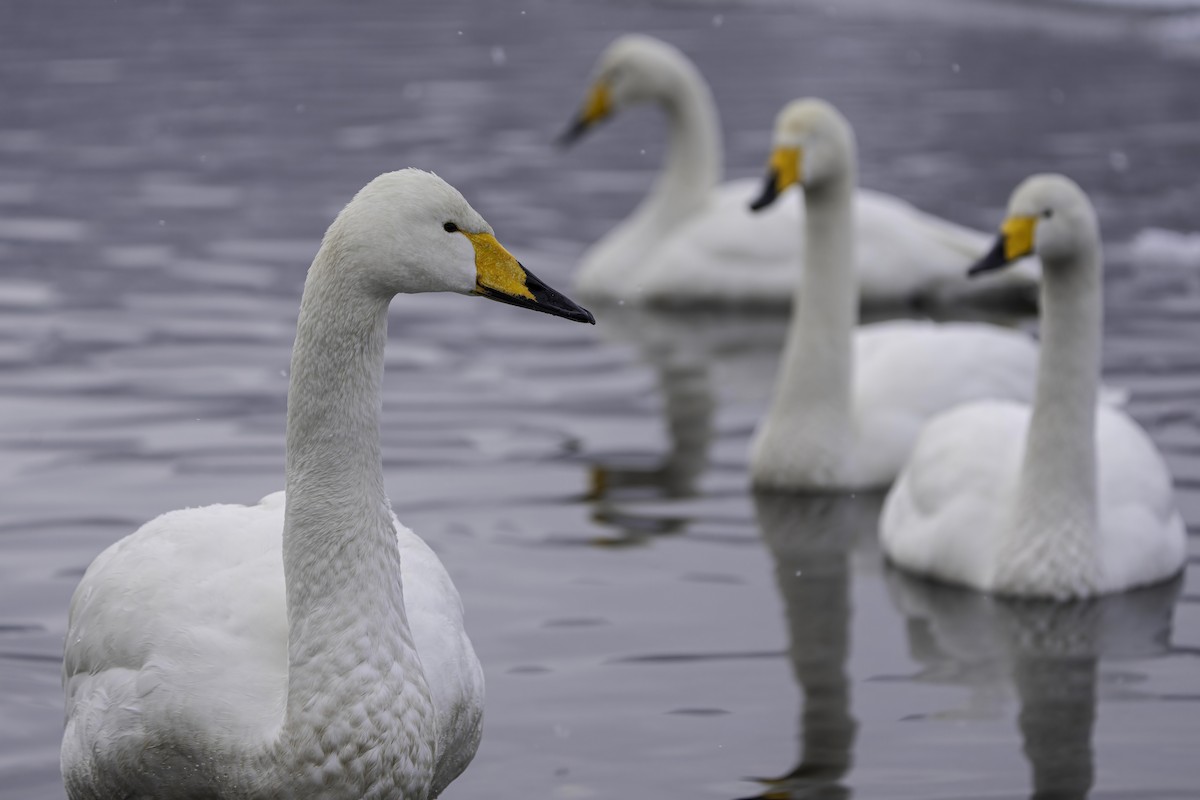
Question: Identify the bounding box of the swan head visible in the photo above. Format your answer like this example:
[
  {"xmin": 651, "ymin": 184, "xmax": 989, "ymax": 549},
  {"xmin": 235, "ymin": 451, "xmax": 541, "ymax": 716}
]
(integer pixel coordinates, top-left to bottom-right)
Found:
[
  {"xmin": 559, "ymin": 34, "xmax": 697, "ymax": 146},
  {"xmin": 749, "ymin": 98, "xmax": 856, "ymax": 211},
  {"xmin": 326, "ymin": 170, "xmax": 594, "ymax": 323},
  {"xmin": 968, "ymin": 174, "xmax": 1099, "ymax": 277}
]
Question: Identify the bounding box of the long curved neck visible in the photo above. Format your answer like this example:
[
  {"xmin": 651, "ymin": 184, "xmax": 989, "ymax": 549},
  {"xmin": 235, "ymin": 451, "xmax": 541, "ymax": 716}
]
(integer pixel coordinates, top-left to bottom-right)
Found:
[
  {"xmin": 273, "ymin": 241, "xmax": 435, "ymax": 790},
  {"xmin": 636, "ymin": 67, "xmax": 722, "ymax": 232},
  {"xmin": 765, "ymin": 173, "xmax": 858, "ymax": 457},
  {"xmin": 998, "ymin": 244, "xmax": 1103, "ymax": 597}
]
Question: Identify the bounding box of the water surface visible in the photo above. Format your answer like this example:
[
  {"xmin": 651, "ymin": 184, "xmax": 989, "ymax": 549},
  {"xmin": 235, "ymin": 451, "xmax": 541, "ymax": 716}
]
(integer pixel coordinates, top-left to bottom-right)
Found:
[{"xmin": 1, "ymin": 1, "xmax": 1198, "ymax": 798}]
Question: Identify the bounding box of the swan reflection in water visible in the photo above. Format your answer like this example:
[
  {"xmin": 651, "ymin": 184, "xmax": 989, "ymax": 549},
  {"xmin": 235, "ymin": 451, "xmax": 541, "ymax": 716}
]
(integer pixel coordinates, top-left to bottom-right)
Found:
[
  {"xmin": 884, "ymin": 565, "xmax": 1182, "ymax": 799},
  {"xmin": 582, "ymin": 300, "xmax": 1032, "ymax": 508},
  {"xmin": 584, "ymin": 305, "xmax": 786, "ymax": 543},
  {"xmin": 746, "ymin": 490, "xmax": 1183, "ymax": 799},
  {"xmin": 741, "ymin": 491, "xmax": 881, "ymax": 799}
]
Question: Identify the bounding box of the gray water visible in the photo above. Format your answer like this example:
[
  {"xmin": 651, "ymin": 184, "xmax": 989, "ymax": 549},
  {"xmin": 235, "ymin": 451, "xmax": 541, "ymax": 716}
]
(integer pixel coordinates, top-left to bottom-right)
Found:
[{"xmin": 2, "ymin": 1, "xmax": 1199, "ymax": 798}]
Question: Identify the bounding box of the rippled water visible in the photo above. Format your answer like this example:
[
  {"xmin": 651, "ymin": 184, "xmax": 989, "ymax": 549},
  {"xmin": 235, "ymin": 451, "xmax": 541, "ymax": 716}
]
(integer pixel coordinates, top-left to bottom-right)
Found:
[{"xmin": 2, "ymin": 1, "xmax": 1198, "ymax": 798}]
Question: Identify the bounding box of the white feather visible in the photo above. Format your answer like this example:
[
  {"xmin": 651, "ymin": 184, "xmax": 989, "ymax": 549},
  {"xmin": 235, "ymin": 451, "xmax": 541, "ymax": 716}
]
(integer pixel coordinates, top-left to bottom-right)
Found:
[
  {"xmin": 749, "ymin": 100, "xmax": 1039, "ymax": 491},
  {"xmin": 882, "ymin": 174, "xmax": 1186, "ymax": 598},
  {"xmin": 59, "ymin": 170, "xmax": 562, "ymax": 799}
]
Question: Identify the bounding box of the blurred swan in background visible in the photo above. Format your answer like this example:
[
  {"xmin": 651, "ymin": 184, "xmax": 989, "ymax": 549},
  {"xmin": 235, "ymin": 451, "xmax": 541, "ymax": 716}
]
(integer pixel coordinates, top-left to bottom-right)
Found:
[
  {"xmin": 885, "ymin": 566, "xmax": 1182, "ymax": 797},
  {"xmin": 560, "ymin": 34, "xmax": 1039, "ymax": 308},
  {"xmin": 747, "ymin": 99, "xmax": 1038, "ymax": 491},
  {"xmin": 60, "ymin": 170, "xmax": 594, "ymax": 799},
  {"xmin": 585, "ymin": 304, "xmax": 786, "ymax": 509},
  {"xmin": 882, "ymin": 174, "xmax": 1186, "ymax": 598}
]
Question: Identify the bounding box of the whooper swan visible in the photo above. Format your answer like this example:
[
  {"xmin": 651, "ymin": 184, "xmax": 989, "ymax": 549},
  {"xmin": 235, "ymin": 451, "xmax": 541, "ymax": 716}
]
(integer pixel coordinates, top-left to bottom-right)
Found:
[
  {"xmin": 881, "ymin": 174, "xmax": 1186, "ymax": 598},
  {"xmin": 748, "ymin": 99, "xmax": 1038, "ymax": 491},
  {"xmin": 61, "ymin": 169, "xmax": 594, "ymax": 799},
  {"xmin": 561, "ymin": 35, "xmax": 1039, "ymax": 308}
]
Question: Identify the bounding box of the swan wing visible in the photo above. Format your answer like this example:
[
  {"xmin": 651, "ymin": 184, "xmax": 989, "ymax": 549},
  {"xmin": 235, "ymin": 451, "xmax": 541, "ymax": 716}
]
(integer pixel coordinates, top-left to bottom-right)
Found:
[
  {"xmin": 638, "ymin": 178, "xmax": 800, "ymax": 307},
  {"xmin": 1093, "ymin": 407, "xmax": 1188, "ymax": 592},
  {"xmin": 854, "ymin": 189, "xmax": 1041, "ymax": 303},
  {"xmin": 638, "ymin": 184, "xmax": 1040, "ymax": 307},
  {"xmin": 392, "ymin": 511, "xmax": 485, "ymax": 795},
  {"xmin": 880, "ymin": 400, "xmax": 1030, "ymax": 591},
  {"xmin": 850, "ymin": 321, "xmax": 1038, "ymax": 483},
  {"xmin": 882, "ymin": 403, "xmax": 1187, "ymax": 594},
  {"xmin": 855, "ymin": 321, "xmax": 1038, "ymax": 417},
  {"xmin": 62, "ymin": 493, "xmax": 290, "ymax": 798}
]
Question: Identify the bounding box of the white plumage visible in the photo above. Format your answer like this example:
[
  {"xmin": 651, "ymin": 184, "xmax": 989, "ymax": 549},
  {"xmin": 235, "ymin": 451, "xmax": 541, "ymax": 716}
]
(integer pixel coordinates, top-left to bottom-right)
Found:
[
  {"xmin": 61, "ymin": 169, "xmax": 593, "ymax": 799},
  {"xmin": 63, "ymin": 494, "xmax": 482, "ymax": 798},
  {"xmin": 748, "ymin": 99, "xmax": 1038, "ymax": 491},
  {"xmin": 564, "ymin": 34, "xmax": 1039, "ymax": 308},
  {"xmin": 881, "ymin": 174, "xmax": 1186, "ymax": 598}
]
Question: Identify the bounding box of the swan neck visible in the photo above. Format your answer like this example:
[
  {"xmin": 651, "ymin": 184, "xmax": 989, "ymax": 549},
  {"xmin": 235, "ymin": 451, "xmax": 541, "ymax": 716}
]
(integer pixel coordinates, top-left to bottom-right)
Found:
[
  {"xmin": 772, "ymin": 176, "xmax": 858, "ymax": 434},
  {"xmin": 275, "ymin": 243, "xmax": 434, "ymax": 784},
  {"xmin": 1000, "ymin": 246, "xmax": 1103, "ymax": 596},
  {"xmin": 641, "ymin": 66, "xmax": 722, "ymax": 230}
]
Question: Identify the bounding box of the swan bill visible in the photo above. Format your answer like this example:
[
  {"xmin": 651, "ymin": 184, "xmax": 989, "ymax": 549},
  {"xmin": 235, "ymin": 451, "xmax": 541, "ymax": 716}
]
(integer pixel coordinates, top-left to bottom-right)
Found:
[
  {"xmin": 1001, "ymin": 216, "xmax": 1037, "ymax": 261},
  {"xmin": 467, "ymin": 232, "xmax": 595, "ymax": 323},
  {"xmin": 558, "ymin": 82, "xmax": 612, "ymax": 146},
  {"xmin": 967, "ymin": 215, "xmax": 1037, "ymax": 277},
  {"xmin": 749, "ymin": 147, "xmax": 801, "ymax": 212}
]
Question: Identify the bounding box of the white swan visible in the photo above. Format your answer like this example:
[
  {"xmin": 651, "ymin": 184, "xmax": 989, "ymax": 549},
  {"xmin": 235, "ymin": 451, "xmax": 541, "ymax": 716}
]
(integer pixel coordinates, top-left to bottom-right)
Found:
[
  {"xmin": 748, "ymin": 99, "xmax": 1039, "ymax": 492},
  {"xmin": 60, "ymin": 170, "xmax": 594, "ymax": 799},
  {"xmin": 881, "ymin": 174, "xmax": 1187, "ymax": 598},
  {"xmin": 560, "ymin": 34, "xmax": 1039, "ymax": 308}
]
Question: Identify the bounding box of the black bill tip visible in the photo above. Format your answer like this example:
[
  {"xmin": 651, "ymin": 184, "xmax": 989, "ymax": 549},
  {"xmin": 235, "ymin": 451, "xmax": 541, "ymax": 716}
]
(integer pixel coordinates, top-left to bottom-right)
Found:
[
  {"xmin": 557, "ymin": 114, "xmax": 591, "ymax": 148},
  {"xmin": 749, "ymin": 170, "xmax": 781, "ymax": 212},
  {"xmin": 479, "ymin": 264, "xmax": 595, "ymax": 324},
  {"xmin": 967, "ymin": 235, "xmax": 1012, "ymax": 278}
]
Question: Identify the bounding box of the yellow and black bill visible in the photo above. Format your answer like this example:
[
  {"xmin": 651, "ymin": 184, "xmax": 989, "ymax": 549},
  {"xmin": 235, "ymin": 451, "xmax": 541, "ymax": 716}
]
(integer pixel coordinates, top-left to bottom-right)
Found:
[
  {"xmin": 558, "ymin": 82, "xmax": 612, "ymax": 147},
  {"xmin": 749, "ymin": 147, "xmax": 801, "ymax": 212},
  {"xmin": 968, "ymin": 216, "xmax": 1037, "ymax": 277},
  {"xmin": 467, "ymin": 231, "xmax": 595, "ymax": 324}
]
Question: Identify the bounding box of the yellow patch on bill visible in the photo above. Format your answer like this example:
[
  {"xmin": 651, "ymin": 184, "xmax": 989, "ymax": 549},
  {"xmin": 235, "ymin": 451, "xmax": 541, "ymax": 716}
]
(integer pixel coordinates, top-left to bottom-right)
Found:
[
  {"xmin": 769, "ymin": 147, "xmax": 801, "ymax": 193},
  {"xmin": 1002, "ymin": 215, "xmax": 1037, "ymax": 262},
  {"xmin": 582, "ymin": 82, "xmax": 611, "ymax": 124},
  {"xmin": 467, "ymin": 232, "xmax": 535, "ymax": 301}
]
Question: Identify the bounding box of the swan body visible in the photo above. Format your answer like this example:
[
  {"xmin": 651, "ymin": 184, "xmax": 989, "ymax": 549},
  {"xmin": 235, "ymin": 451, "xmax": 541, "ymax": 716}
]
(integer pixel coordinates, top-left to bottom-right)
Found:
[
  {"xmin": 881, "ymin": 174, "xmax": 1186, "ymax": 598},
  {"xmin": 62, "ymin": 494, "xmax": 481, "ymax": 798},
  {"xmin": 753, "ymin": 319, "xmax": 1039, "ymax": 490},
  {"xmin": 748, "ymin": 100, "xmax": 1038, "ymax": 491},
  {"xmin": 639, "ymin": 181, "xmax": 1023, "ymax": 308},
  {"xmin": 563, "ymin": 34, "xmax": 1039, "ymax": 308},
  {"xmin": 61, "ymin": 169, "xmax": 594, "ymax": 799}
]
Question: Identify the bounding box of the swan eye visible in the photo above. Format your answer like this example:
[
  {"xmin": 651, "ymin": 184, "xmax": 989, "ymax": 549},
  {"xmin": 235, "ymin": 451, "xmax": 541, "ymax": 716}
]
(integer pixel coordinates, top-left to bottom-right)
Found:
[
  {"xmin": 443, "ymin": 222, "xmax": 459, "ymax": 233},
  {"xmin": 1041, "ymin": 209, "xmax": 1053, "ymax": 219}
]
